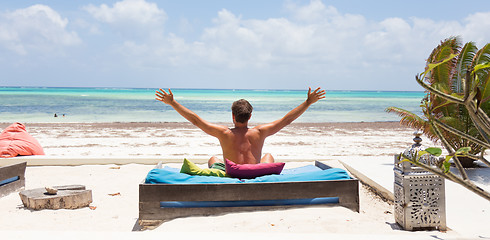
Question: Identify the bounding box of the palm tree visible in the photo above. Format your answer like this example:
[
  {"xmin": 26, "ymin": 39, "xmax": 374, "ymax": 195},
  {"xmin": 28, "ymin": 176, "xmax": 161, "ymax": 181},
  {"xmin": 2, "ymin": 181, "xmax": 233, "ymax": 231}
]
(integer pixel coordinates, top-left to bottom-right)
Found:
[{"xmin": 387, "ymin": 37, "xmax": 490, "ymax": 167}]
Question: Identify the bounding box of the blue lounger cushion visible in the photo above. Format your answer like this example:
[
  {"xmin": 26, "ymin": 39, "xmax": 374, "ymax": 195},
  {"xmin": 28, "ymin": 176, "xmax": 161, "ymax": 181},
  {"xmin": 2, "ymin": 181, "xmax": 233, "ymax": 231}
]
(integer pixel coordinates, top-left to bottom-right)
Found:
[
  {"xmin": 146, "ymin": 168, "xmax": 243, "ymax": 184},
  {"xmin": 163, "ymin": 164, "xmax": 321, "ymax": 175},
  {"xmin": 145, "ymin": 167, "xmax": 350, "ymax": 184},
  {"xmin": 280, "ymin": 165, "xmax": 322, "ymax": 175},
  {"xmin": 247, "ymin": 168, "xmax": 350, "ymax": 183}
]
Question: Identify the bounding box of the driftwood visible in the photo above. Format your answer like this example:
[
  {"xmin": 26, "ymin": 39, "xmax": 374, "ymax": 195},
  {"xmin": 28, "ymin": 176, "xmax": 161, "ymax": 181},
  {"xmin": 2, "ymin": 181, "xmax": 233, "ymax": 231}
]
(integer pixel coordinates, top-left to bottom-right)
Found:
[{"xmin": 19, "ymin": 185, "xmax": 92, "ymax": 210}]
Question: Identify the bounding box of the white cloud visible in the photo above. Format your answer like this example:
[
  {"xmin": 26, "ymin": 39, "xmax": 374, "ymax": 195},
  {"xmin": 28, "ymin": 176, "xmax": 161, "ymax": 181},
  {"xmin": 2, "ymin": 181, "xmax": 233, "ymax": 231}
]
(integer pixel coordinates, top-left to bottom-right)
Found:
[
  {"xmin": 177, "ymin": 17, "xmax": 194, "ymax": 35},
  {"xmin": 85, "ymin": 0, "xmax": 490, "ymax": 89},
  {"xmin": 73, "ymin": 18, "xmax": 102, "ymax": 35},
  {"xmin": 0, "ymin": 4, "xmax": 81, "ymax": 55},
  {"xmin": 363, "ymin": 18, "xmax": 414, "ymax": 62},
  {"xmin": 285, "ymin": 0, "xmax": 338, "ymax": 23},
  {"xmin": 84, "ymin": 0, "xmax": 167, "ymax": 39},
  {"xmin": 462, "ymin": 12, "xmax": 490, "ymax": 45},
  {"xmin": 189, "ymin": 3, "xmax": 369, "ymax": 70},
  {"xmin": 6, "ymin": 0, "xmax": 486, "ymax": 89},
  {"xmin": 80, "ymin": 0, "xmax": 490, "ymax": 74}
]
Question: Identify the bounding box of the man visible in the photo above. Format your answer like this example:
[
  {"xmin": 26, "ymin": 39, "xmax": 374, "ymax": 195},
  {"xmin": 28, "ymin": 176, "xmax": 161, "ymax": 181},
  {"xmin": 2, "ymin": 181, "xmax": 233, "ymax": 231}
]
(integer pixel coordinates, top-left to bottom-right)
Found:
[{"xmin": 155, "ymin": 87, "xmax": 326, "ymax": 170}]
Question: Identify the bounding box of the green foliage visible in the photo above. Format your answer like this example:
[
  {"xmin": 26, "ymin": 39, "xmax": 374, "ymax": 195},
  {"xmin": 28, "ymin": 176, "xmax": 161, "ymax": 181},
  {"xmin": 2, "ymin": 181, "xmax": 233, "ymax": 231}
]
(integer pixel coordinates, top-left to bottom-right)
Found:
[
  {"xmin": 425, "ymin": 147, "xmax": 443, "ymax": 156},
  {"xmin": 396, "ymin": 37, "xmax": 490, "ymax": 201},
  {"xmin": 443, "ymin": 160, "xmax": 451, "ymax": 173},
  {"xmin": 387, "ymin": 37, "xmax": 490, "ymax": 161},
  {"xmin": 399, "ymin": 146, "xmax": 469, "ymax": 174}
]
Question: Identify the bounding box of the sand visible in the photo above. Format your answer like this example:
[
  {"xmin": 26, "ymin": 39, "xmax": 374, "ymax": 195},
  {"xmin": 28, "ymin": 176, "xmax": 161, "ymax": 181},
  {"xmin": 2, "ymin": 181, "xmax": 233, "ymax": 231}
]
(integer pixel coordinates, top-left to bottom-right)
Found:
[
  {"xmin": 0, "ymin": 122, "xmax": 486, "ymax": 239},
  {"xmin": 0, "ymin": 122, "xmax": 432, "ymax": 160}
]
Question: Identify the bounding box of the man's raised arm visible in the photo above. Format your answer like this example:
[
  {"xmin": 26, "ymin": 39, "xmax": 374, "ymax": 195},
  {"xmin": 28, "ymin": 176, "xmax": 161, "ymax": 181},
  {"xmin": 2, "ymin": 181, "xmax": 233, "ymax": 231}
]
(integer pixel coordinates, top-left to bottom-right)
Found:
[
  {"xmin": 257, "ymin": 87, "xmax": 326, "ymax": 137},
  {"xmin": 155, "ymin": 88, "xmax": 227, "ymax": 137}
]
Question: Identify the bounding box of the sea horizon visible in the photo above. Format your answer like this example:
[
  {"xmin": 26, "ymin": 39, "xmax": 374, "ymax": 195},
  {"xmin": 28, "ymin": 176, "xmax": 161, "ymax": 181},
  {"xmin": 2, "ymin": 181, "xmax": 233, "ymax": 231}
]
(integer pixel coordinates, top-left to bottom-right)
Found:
[
  {"xmin": 0, "ymin": 86, "xmax": 425, "ymax": 124},
  {"xmin": 0, "ymin": 85, "xmax": 425, "ymax": 92}
]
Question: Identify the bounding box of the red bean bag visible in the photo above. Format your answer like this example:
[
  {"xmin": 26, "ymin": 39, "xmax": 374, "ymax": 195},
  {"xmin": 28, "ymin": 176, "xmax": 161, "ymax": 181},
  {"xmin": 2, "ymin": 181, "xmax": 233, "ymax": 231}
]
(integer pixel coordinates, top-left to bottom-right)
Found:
[{"xmin": 0, "ymin": 122, "xmax": 44, "ymax": 158}]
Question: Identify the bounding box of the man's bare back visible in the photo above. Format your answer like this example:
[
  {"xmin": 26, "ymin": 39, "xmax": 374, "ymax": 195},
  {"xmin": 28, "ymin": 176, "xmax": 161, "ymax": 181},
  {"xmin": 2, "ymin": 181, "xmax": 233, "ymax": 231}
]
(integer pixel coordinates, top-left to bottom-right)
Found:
[
  {"xmin": 155, "ymin": 87, "xmax": 326, "ymax": 166},
  {"xmin": 218, "ymin": 126, "xmax": 266, "ymax": 164}
]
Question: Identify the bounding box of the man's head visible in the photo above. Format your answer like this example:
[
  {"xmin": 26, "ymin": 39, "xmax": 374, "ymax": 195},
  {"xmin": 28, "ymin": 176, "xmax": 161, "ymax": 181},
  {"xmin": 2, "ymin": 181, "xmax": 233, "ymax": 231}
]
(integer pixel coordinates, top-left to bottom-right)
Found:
[{"xmin": 232, "ymin": 99, "xmax": 253, "ymax": 123}]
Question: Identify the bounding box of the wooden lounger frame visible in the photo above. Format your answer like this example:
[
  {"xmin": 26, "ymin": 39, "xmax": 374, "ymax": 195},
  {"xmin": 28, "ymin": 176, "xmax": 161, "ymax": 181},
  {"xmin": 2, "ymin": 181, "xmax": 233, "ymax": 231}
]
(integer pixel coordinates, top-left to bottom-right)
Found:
[
  {"xmin": 138, "ymin": 161, "xmax": 359, "ymax": 226},
  {"xmin": 0, "ymin": 162, "xmax": 27, "ymax": 198}
]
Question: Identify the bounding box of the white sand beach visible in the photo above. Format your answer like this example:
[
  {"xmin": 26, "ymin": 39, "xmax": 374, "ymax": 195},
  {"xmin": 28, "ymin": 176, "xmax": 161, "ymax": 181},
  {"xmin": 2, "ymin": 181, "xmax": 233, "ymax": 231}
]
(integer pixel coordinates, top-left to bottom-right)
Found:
[
  {"xmin": 1, "ymin": 122, "xmax": 427, "ymax": 160},
  {"xmin": 0, "ymin": 122, "xmax": 488, "ymax": 239}
]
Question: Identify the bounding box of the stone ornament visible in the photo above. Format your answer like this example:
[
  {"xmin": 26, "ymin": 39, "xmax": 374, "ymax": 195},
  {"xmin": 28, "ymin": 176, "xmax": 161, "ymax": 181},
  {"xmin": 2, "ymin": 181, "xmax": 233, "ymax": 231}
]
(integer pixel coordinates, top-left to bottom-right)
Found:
[{"xmin": 394, "ymin": 131, "xmax": 447, "ymax": 231}]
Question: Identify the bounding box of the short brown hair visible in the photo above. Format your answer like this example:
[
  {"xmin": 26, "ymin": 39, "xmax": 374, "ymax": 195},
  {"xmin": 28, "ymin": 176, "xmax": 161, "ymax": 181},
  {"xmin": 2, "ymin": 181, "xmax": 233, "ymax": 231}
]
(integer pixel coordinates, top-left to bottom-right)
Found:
[{"xmin": 232, "ymin": 99, "xmax": 253, "ymax": 123}]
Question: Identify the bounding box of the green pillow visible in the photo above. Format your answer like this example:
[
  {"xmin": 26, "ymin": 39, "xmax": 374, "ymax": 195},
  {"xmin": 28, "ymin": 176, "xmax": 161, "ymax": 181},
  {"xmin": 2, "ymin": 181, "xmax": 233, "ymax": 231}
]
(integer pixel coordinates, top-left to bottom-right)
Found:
[{"xmin": 180, "ymin": 158, "xmax": 229, "ymax": 177}]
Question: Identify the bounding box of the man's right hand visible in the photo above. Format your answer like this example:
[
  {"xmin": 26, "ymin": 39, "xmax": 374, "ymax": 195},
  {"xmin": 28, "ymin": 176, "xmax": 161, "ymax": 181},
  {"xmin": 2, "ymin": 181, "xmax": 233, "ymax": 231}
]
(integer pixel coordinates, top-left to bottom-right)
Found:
[
  {"xmin": 306, "ymin": 87, "xmax": 326, "ymax": 105},
  {"xmin": 155, "ymin": 88, "xmax": 175, "ymax": 105}
]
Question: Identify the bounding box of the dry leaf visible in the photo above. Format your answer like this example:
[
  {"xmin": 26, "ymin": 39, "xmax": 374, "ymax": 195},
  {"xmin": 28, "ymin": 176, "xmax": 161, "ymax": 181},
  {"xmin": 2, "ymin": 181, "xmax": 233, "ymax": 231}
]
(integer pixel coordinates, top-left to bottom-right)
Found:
[
  {"xmin": 89, "ymin": 206, "xmax": 97, "ymax": 210},
  {"xmin": 108, "ymin": 192, "xmax": 121, "ymax": 196},
  {"xmin": 109, "ymin": 166, "xmax": 120, "ymax": 169}
]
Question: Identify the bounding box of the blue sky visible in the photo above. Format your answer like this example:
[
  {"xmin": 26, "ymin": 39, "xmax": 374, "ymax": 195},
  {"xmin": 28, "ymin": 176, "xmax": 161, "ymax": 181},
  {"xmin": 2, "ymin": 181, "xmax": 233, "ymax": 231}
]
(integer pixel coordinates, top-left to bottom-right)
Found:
[{"xmin": 0, "ymin": 0, "xmax": 489, "ymax": 91}]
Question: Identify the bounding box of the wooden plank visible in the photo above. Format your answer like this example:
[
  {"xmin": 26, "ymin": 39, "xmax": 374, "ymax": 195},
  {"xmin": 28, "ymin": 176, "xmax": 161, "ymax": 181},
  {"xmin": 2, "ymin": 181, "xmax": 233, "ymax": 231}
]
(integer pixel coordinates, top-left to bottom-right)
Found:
[
  {"xmin": 140, "ymin": 180, "xmax": 357, "ymax": 202},
  {"xmin": 315, "ymin": 160, "xmax": 332, "ymax": 170},
  {"xmin": 0, "ymin": 179, "xmax": 25, "ymax": 198},
  {"xmin": 139, "ymin": 201, "xmax": 342, "ymax": 222},
  {"xmin": 0, "ymin": 162, "xmax": 27, "ymax": 198},
  {"xmin": 0, "ymin": 162, "xmax": 26, "ymax": 181},
  {"xmin": 315, "ymin": 160, "xmax": 359, "ymax": 211},
  {"xmin": 139, "ymin": 179, "xmax": 360, "ymax": 223},
  {"xmin": 338, "ymin": 179, "xmax": 359, "ymax": 212}
]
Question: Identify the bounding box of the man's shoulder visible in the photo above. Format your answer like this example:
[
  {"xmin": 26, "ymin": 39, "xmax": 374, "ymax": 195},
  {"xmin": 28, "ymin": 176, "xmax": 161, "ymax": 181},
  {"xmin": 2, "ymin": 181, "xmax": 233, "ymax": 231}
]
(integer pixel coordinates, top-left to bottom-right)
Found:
[
  {"xmin": 251, "ymin": 123, "xmax": 271, "ymax": 131},
  {"xmin": 246, "ymin": 126, "xmax": 263, "ymax": 138},
  {"xmin": 247, "ymin": 127, "xmax": 260, "ymax": 133}
]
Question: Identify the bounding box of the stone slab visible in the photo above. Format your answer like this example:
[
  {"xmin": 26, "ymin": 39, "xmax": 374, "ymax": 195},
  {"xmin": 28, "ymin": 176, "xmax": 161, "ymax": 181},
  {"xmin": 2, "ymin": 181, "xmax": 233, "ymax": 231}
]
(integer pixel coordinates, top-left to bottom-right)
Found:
[{"xmin": 19, "ymin": 185, "xmax": 92, "ymax": 210}]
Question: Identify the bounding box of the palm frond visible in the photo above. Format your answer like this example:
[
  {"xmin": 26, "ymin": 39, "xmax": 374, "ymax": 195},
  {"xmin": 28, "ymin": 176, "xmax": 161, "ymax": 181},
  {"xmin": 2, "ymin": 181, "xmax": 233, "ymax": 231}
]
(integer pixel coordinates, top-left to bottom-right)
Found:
[
  {"xmin": 434, "ymin": 44, "xmax": 459, "ymax": 91},
  {"xmin": 474, "ymin": 43, "xmax": 490, "ymax": 65},
  {"xmin": 453, "ymin": 42, "xmax": 477, "ymax": 93},
  {"xmin": 475, "ymin": 44, "xmax": 490, "ymax": 102},
  {"xmin": 425, "ymin": 37, "xmax": 460, "ymax": 84},
  {"xmin": 385, "ymin": 106, "xmax": 437, "ymax": 141}
]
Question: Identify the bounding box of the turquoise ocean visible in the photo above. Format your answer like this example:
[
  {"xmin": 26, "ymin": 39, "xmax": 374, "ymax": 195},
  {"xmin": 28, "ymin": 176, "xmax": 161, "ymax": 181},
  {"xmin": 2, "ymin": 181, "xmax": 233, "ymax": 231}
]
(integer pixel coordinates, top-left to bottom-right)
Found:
[{"xmin": 0, "ymin": 87, "xmax": 425, "ymax": 123}]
